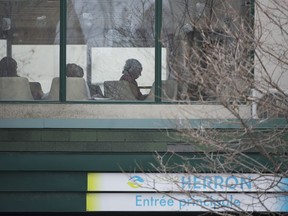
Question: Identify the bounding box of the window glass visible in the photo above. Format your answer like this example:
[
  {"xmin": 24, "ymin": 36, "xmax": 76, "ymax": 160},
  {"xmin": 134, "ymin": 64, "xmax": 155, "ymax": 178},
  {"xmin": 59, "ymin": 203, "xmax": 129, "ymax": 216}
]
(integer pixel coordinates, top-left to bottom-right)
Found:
[
  {"xmin": 0, "ymin": 0, "xmax": 252, "ymax": 103},
  {"xmin": 0, "ymin": 0, "xmax": 60, "ymax": 101},
  {"xmin": 162, "ymin": 0, "xmax": 252, "ymax": 103},
  {"xmin": 66, "ymin": 0, "xmax": 156, "ymax": 101}
]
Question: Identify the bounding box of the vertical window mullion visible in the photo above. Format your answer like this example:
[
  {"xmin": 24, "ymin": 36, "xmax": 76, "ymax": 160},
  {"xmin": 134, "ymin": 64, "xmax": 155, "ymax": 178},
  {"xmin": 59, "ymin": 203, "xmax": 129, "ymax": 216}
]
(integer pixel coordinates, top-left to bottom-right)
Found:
[
  {"xmin": 155, "ymin": 0, "xmax": 162, "ymax": 103},
  {"xmin": 60, "ymin": 0, "xmax": 67, "ymax": 102}
]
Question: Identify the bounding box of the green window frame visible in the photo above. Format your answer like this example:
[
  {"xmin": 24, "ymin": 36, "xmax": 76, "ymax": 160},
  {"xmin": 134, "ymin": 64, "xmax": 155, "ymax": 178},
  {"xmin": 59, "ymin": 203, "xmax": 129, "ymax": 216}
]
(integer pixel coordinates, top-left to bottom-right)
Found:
[
  {"xmin": 0, "ymin": 0, "xmax": 255, "ymax": 104},
  {"xmin": 57, "ymin": 0, "xmax": 164, "ymax": 103}
]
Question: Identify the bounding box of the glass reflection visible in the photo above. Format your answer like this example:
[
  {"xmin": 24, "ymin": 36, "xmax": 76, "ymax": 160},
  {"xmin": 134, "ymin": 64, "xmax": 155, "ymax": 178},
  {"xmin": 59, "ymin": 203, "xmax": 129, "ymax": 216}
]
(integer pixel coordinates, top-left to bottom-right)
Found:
[
  {"xmin": 0, "ymin": 0, "xmax": 60, "ymax": 101},
  {"xmin": 66, "ymin": 0, "xmax": 156, "ymax": 101},
  {"xmin": 162, "ymin": 0, "xmax": 251, "ymax": 102}
]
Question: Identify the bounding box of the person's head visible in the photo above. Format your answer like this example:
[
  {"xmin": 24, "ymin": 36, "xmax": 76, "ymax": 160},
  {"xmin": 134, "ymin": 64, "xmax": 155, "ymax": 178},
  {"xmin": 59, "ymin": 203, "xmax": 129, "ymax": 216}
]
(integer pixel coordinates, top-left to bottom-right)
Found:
[
  {"xmin": 0, "ymin": 56, "xmax": 18, "ymax": 77},
  {"xmin": 66, "ymin": 63, "xmax": 84, "ymax": 77},
  {"xmin": 122, "ymin": 59, "xmax": 143, "ymax": 79}
]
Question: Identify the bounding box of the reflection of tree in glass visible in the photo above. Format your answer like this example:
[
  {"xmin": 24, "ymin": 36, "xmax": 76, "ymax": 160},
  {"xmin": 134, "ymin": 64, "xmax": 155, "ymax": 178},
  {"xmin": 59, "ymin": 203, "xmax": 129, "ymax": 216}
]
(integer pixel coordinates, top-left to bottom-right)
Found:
[{"xmin": 107, "ymin": 1, "xmax": 155, "ymax": 47}]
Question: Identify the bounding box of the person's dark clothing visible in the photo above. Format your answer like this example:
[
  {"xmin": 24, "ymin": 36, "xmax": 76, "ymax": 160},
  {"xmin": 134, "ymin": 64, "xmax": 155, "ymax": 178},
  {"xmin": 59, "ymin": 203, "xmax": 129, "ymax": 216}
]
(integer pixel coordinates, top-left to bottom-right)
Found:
[{"xmin": 120, "ymin": 73, "xmax": 147, "ymax": 100}]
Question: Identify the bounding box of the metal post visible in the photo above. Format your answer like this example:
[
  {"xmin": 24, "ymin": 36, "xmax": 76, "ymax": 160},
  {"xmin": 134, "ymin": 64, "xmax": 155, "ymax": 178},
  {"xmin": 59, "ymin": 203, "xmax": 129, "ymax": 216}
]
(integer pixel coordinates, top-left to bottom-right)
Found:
[
  {"xmin": 155, "ymin": 0, "xmax": 163, "ymax": 103},
  {"xmin": 60, "ymin": 0, "xmax": 67, "ymax": 102}
]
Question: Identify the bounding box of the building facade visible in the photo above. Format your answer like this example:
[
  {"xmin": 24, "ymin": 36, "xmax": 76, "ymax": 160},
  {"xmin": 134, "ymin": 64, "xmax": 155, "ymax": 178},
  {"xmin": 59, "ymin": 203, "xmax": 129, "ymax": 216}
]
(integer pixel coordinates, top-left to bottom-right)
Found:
[{"xmin": 0, "ymin": 0, "xmax": 287, "ymax": 215}]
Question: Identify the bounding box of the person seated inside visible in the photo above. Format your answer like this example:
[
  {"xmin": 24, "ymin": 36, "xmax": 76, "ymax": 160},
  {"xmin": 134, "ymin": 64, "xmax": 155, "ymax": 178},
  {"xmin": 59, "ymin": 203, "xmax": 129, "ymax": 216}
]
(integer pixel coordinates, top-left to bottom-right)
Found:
[
  {"xmin": 66, "ymin": 63, "xmax": 84, "ymax": 77},
  {"xmin": 120, "ymin": 58, "xmax": 148, "ymax": 100},
  {"xmin": 0, "ymin": 56, "xmax": 43, "ymax": 100},
  {"xmin": 42, "ymin": 63, "xmax": 87, "ymax": 100},
  {"xmin": 0, "ymin": 56, "xmax": 18, "ymax": 77},
  {"xmin": 67, "ymin": 63, "xmax": 95, "ymax": 99}
]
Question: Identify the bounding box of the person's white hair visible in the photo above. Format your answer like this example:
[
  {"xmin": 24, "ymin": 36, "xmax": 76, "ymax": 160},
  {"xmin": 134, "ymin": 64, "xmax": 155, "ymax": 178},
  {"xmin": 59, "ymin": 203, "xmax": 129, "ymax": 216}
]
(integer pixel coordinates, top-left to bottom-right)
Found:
[{"xmin": 122, "ymin": 58, "xmax": 142, "ymax": 77}]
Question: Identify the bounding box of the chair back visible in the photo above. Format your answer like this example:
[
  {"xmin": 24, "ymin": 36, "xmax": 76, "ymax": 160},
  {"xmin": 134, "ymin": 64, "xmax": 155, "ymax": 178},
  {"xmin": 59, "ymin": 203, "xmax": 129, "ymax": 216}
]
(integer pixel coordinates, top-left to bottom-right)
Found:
[
  {"xmin": 47, "ymin": 77, "xmax": 90, "ymax": 100},
  {"xmin": 146, "ymin": 80, "xmax": 178, "ymax": 101},
  {"xmin": 0, "ymin": 77, "xmax": 34, "ymax": 100},
  {"xmin": 104, "ymin": 80, "xmax": 138, "ymax": 100},
  {"xmin": 29, "ymin": 82, "xmax": 43, "ymax": 100}
]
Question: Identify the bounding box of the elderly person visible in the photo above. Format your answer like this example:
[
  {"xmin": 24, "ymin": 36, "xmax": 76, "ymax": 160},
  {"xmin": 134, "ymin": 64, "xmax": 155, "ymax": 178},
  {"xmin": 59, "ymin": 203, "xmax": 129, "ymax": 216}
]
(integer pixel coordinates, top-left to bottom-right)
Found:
[
  {"xmin": 0, "ymin": 56, "xmax": 18, "ymax": 77},
  {"xmin": 120, "ymin": 58, "xmax": 148, "ymax": 100}
]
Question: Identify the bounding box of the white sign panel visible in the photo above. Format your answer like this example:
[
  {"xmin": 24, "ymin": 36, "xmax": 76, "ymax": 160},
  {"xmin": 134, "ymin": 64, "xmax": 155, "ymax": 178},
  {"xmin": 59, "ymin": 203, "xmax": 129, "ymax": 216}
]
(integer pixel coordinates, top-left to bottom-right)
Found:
[
  {"xmin": 87, "ymin": 173, "xmax": 288, "ymax": 212},
  {"xmin": 88, "ymin": 173, "xmax": 288, "ymax": 192},
  {"xmin": 86, "ymin": 193, "xmax": 288, "ymax": 212}
]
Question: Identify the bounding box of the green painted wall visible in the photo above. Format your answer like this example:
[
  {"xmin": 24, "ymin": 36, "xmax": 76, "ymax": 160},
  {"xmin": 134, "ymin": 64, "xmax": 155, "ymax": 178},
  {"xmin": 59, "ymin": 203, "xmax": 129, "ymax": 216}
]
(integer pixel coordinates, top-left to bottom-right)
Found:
[
  {"xmin": 0, "ymin": 129, "xmax": 183, "ymax": 152},
  {"xmin": 0, "ymin": 127, "xmax": 287, "ymax": 212}
]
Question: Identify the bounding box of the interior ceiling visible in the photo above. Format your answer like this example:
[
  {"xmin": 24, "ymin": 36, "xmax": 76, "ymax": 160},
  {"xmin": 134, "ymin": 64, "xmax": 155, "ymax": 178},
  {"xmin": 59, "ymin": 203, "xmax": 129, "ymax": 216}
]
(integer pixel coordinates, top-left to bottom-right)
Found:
[
  {"xmin": 0, "ymin": 0, "xmax": 84, "ymax": 44},
  {"xmin": 0, "ymin": 0, "xmax": 60, "ymax": 29}
]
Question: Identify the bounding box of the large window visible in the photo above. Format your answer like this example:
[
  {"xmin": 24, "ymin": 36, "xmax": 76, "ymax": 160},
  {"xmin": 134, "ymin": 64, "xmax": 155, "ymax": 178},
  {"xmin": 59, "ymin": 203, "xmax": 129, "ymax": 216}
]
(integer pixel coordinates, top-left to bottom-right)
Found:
[
  {"xmin": 65, "ymin": 0, "xmax": 158, "ymax": 101},
  {"xmin": 162, "ymin": 0, "xmax": 253, "ymax": 103},
  {"xmin": 0, "ymin": 0, "xmax": 60, "ymax": 101},
  {"xmin": 0, "ymin": 0, "xmax": 252, "ymax": 103}
]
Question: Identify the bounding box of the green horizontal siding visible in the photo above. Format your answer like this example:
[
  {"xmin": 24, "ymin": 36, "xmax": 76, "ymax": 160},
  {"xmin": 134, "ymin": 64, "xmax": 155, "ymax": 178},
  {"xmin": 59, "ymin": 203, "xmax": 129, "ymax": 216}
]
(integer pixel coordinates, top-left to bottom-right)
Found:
[
  {"xmin": 0, "ymin": 129, "xmax": 180, "ymax": 152},
  {"xmin": 0, "ymin": 129, "xmax": 177, "ymax": 142},
  {"xmin": 0, "ymin": 152, "xmax": 158, "ymax": 172},
  {"xmin": 0, "ymin": 172, "xmax": 86, "ymax": 192},
  {"xmin": 0, "ymin": 126, "xmax": 286, "ymax": 213},
  {"xmin": 0, "ymin": 128, "xmax": 287, "ymax": 153},
  {"xmin": 0, "ymin": 152, "xmax": 282, "ymax": 172},
  {"xmin": 0, "ymin": 192, "xmax": 85, "ymax": 212},
  {"xmin": 0, "ymin": 151, "xmax": 285, "ymax": 213}
]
